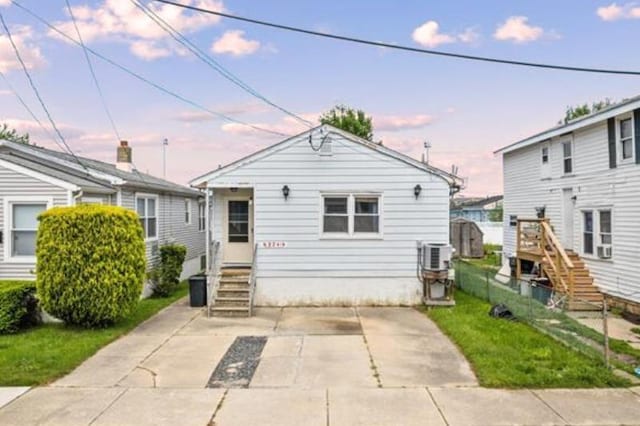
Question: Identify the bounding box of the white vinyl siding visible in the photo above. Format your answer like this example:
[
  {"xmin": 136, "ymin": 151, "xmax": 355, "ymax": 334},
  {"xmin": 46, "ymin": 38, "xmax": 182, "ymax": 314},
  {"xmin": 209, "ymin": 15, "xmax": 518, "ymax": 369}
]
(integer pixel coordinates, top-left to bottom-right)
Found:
[
  {"xmin": 0, "ymin": 164, "xmax": 68, "ymax": 279},
  {"xmin": 503, "ymin": 118, "xmax": 640, "ymax": 305},
  {"xmin": 209, "ymin": 133, "xmax": 450, "ymax": 279}
]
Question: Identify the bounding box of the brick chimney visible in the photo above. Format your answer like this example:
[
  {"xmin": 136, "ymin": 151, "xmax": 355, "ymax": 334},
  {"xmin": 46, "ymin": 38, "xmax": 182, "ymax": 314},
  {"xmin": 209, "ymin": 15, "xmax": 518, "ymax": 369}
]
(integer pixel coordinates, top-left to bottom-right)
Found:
[{"xmin": 116, "ymin": 140, "xmax": 133, "ymax": 172}]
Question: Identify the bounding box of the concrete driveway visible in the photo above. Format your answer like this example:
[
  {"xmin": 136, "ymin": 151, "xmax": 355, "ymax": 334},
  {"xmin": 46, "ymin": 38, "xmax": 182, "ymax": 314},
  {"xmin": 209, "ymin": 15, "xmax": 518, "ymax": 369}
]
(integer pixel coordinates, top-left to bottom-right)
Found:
[{"xmin": 2, "ymin": 299, "xmax": 640, "ymax": 426}]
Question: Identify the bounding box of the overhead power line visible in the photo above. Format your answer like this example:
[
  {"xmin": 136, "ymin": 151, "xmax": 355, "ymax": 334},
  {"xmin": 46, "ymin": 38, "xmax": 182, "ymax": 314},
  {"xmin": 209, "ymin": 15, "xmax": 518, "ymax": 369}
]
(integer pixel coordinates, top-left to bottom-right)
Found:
[
  {"xmin": 156, "ymin": 0, "xmax": 640, "ymax": 77},
  {"xmin": 131, "ymin": 0, "xmax": 312, "ymax": 128},
  {"xmin": 11, "ymin": 0, "xmax": 289, "ymax": 138},
  {"xmin": 65, "ymin": 0, "xmax": 121, "ymax": 141},
  {"xmin": 0, "ymin": 11, "xmax": 89, "ymax": 171},
  {"xmin": 0, "ymin": 69, "xmax": 60, "ymax": 146}
]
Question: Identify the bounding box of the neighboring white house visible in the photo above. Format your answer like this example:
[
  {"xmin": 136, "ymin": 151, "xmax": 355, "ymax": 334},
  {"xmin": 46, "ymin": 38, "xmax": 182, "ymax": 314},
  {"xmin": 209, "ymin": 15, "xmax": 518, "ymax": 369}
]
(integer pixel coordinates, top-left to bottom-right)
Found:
[
  {"xmin": 496, "ymin": 95, "xmax": 640, "ymax": 309},
  {"xmin": 0, "ymin": 139, "xmax": 205, "ymax": 283},
  {"xmin": 191, "ymin": 124, "xmax": 462, "ymax": 306}
]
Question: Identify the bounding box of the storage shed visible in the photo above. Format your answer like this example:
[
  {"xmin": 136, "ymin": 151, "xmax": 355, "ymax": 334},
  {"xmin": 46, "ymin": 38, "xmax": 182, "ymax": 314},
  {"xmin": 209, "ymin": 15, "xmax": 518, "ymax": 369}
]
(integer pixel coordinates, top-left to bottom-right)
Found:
[{"xmin": 450, "ymin": 218, "xmax": 484, "ymax": 258}]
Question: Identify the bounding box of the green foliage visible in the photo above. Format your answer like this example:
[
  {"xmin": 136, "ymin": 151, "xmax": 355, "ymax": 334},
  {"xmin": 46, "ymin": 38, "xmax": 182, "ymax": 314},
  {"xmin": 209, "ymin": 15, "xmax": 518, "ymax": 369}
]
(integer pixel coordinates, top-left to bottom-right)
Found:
[
  {"xmin": 488, "ymin": 204, "xmax": 503, "ymax": 222},
  {"xmin": 319, "ymin": 104, "xmax": 374, "ymax": 141},
  {"xmin": 0, "ymin": 123, "xmax": 30, "ymax": 144},
  {"xmin": 36, "ymin": 205, "xmax": 146, "ymax": 327},
  {"xmin": 0, "ymin": 281, "xmax": 39, "ymax": 334},
  {"xmin": 0, "ymin": 282, "xmax": 188, "ymax": 386},
  {"xmin": 149, "ymin": 244, "xmax": 187, "ymax": 297},
  {"xmin": 563, "ymin": 99, "xmax": 613, "ymax": 124}
]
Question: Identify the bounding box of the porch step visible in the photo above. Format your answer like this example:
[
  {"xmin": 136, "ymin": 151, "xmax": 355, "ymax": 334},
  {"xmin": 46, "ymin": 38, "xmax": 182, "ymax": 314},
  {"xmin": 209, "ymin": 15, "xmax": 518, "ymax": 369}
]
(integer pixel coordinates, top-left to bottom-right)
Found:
[
  {"xmin": 215, "ymin": 296, "xmax": 250, "ymax": 307},
  {"xmin": 217, "ymin": 289, "xmax": 249, "ymax": 298},
  {"xmin": 211, "ymin": 306, "xmax": 250, "ymax": 317}
]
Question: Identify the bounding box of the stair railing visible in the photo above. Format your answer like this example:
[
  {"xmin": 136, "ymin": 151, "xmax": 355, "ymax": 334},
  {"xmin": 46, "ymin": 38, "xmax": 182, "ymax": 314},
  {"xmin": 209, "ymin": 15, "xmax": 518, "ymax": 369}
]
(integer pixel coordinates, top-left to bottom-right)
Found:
[
  {"xmin": 517, "ymin": 219, "xmax": 574, "ymax": 296},
  {"xmin": 248, "ymin": 243, "xmax": 258, "ymax": 317},
  {"xmin": 207, "ymin": 240, "xmax": 221, "ymax": 318}
]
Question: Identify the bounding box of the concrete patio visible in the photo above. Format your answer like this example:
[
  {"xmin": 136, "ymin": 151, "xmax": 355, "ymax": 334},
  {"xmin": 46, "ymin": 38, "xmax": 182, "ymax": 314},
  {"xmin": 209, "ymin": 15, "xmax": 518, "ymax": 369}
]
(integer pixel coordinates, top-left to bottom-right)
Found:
[{"xmin": 1, "ymin": 299, "xmax": 640, "ymax": 425}]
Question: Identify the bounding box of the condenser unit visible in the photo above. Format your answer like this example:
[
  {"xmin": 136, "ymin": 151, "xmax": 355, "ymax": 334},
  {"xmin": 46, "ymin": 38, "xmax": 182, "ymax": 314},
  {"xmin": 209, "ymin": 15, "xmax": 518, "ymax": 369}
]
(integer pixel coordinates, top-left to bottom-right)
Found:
[
  {"xmin": 597, "ymin": 245, "xmax": 612, "ymax": 259},
  {"xmin": 421, "ymin": 243, "xmax": 453, "ymax": 271}
]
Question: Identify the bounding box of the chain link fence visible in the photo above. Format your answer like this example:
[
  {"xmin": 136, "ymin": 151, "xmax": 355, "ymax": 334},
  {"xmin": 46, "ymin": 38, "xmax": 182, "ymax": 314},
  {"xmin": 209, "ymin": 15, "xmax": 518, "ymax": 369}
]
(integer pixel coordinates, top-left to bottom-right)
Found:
[{"xmin": 454, "ymin": 259, "xmax": 640, "ymax": 374}]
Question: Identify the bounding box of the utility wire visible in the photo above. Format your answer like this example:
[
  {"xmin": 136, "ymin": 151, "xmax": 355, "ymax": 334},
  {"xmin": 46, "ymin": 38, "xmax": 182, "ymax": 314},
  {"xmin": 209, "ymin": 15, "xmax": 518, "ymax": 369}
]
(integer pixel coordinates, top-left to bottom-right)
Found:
[
  {"xmin": 156, "ymin": 0, "xmax": 640, "ymax": 77},
  {"xmin": 64, "ymin": 0, "xmax": 121, "ymax": 141},
  {"xmin": 11, "ymin": 0, "xmax": 289, "ymax": 138},
  {"xmin": 131, "ymin": 0, "xmax": 312, "ymax": 127},
  {"xmin": 0, "ymin": 69, "xmax": 60, "ymax": 146},
  {"xmin": 0, "ymin": 11, "xmax": 89, "ymax": 171}
]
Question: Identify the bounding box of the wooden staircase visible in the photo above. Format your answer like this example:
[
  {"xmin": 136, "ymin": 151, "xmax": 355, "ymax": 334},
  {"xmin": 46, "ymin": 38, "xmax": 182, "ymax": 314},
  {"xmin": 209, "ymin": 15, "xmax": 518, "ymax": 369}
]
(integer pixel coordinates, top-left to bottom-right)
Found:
[
  {"xmin": 542, "ymin": 250, "xmax": 603, "ymax": 310},
  {"xmin": 211, "ymin": 267, "xmax": 252, "ymax": 317},
  {"xmin": 517, "ymin": 219, "xmax": 603, "ymax": 311}
]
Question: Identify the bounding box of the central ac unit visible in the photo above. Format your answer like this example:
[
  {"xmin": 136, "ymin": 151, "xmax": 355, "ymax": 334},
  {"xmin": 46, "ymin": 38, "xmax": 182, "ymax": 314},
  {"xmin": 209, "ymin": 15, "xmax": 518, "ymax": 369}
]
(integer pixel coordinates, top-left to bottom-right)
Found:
[
  {"xmin": 421, "ymin": 243, "xmax": 453, "ymax": 271},
  {"xmin": 597, "ymin": 245, "xmax": 612, "ymax": 259}
]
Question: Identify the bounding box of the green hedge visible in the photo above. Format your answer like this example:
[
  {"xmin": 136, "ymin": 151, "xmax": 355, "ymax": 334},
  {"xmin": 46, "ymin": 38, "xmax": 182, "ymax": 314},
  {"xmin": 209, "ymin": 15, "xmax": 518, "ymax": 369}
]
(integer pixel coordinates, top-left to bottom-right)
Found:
[
  {"xmin": 0, "ymin": 281, "xmax": 39, "ymax": 334},
  {"xmin": 149, "ymin": 244, "xmax": 187, "ymax": 297},
  {"xmin": 36, "ymin": 205, "xmax": 146, "ymax": 327}
]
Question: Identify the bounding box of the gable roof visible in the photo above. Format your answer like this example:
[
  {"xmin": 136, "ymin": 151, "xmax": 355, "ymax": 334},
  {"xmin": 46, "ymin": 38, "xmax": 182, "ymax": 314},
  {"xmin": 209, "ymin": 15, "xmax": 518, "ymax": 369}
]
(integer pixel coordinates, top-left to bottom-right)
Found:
[
  {"xmin": 495, "ymin": 94, "xmax": 640, "ymax": 155},
  {"xmin": 190, "ymin": 124, "xmax": 463, "ymax": 188},
  {"xmin": 0, "ymin": 140, "xmax": 201, "ymax": 197}
]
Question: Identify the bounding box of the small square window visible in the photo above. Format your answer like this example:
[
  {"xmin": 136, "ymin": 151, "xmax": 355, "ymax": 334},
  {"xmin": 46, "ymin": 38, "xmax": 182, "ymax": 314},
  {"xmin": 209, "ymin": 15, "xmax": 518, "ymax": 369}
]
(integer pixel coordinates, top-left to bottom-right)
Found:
[{"xmin": 509, "ymin": 215, "xmax": 518, "ymax": 227}]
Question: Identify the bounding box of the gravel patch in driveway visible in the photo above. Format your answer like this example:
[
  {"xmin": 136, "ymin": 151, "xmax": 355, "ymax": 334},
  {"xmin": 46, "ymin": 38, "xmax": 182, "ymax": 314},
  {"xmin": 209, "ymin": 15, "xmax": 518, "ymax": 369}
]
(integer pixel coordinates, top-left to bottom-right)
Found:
[{"xmin": 207, "ymin": 336, "xmax": 268, "ymax": 388}]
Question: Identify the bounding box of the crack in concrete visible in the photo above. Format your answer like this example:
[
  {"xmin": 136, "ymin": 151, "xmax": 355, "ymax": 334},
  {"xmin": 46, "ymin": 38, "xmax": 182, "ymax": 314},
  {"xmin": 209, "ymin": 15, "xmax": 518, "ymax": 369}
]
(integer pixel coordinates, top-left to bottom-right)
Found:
[
  {"xmin": 530, "ymin": 389, "xmax": 570, "ymax": 425},
  {"xmin": 355, "ymin": 307, "xmax": 382, "ymax": 388},
  {"xmin": 207, "ymin": 388, "xmax": 229, "ymax": 426},
  {"xmin": 425, "ymin": 387, "xmax": 450, "ymax": 426},
  {"xmin": 136, "ymin": 366, "xmax": 158, "ymax": 388},
  {"xmin": 87, "ymin": 388, "xmax": 128, "ymax": 425}
]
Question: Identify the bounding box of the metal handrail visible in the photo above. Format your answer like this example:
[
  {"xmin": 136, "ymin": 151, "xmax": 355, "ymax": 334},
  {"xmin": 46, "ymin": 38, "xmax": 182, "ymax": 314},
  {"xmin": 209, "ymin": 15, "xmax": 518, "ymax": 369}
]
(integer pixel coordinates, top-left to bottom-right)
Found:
[
  {"xmin": 207, "ymin": 240, "xmax": 221, "ymax": 318},
  {"xmin": 248, "ymin": 243, "xmax": 258, "ymax": 317}
]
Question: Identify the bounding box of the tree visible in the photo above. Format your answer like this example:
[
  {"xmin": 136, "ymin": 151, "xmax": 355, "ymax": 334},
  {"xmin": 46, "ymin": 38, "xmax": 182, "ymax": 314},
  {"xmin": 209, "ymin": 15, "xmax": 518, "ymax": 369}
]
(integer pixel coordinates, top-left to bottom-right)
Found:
[
  {"xmin": 319, "ymin": 105, "xmax": 373, "ymax": 141},
  {"xmin": 0, "ymin": 123, "xmax": 30, "ymax": 145},
  {"xmin": 488, "ymin": 204, "xmax": 503, "ymax": 222},
  {"xmin": 562, "ymin": 99, "xmax": 613, "ymax": 124}
]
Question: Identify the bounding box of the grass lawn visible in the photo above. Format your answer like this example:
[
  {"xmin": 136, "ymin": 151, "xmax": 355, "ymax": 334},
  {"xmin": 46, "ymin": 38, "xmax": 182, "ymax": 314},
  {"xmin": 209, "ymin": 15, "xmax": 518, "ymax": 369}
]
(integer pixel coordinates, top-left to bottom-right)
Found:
[
  {"xmin": 423, "ymin": 291, "xmax": 630, "ymax": 388},
  {"xmin": 0, "ymin": 283, "xmax": 188, "ymax": 386}
]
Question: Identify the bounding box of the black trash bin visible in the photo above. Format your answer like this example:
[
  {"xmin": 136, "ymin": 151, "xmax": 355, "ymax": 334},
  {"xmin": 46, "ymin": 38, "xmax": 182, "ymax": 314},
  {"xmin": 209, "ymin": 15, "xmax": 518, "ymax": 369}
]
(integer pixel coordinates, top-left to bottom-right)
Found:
[{"xmin": 188, "ymin": 275, "xmax": 207, "ymax": 307}]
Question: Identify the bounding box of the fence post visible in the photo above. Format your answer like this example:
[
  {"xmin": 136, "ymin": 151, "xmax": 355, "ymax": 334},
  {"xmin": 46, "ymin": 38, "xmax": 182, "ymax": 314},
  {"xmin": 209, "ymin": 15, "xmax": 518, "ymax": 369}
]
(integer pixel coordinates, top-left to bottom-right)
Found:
[
  {"xmin": 602, "ymin": 297, "xmax": 610, "ymax": 369},
  {"xmin": 485, "ymin": 269, "xmax": 491, "ymax": 303},
  {"xmin": 528, "ymin": 281, "xmax": 533, "ymax": 321}
]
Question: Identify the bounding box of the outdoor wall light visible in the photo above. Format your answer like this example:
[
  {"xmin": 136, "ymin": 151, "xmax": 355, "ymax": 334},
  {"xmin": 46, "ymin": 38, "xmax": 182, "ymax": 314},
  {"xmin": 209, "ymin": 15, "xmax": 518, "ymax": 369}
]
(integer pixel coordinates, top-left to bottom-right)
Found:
[
  {"xmin": 282, "ymin": 185, "xmax": 290, "ymax": 200},
  {"xmin": 414, "ymin": 184, "xmax": 422, "ymax": 199}
]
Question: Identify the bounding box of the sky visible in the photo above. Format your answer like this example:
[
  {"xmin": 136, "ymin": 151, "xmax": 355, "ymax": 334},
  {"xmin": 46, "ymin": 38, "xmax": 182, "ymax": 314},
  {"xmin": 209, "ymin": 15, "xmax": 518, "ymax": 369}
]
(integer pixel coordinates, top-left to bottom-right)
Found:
[{"xmin": 0, "ymin": 0, "xmax": 639, "ymax": 196}]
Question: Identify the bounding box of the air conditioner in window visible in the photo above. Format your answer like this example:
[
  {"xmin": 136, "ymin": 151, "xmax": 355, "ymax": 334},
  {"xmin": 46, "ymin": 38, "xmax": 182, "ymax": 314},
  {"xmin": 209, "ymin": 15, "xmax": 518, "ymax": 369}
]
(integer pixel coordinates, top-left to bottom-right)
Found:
[
  {"xmin": 420, "ymin": 243, "xmax": 453, "ymax": 271},
  {"xmin": 597, "ymin": 245, "xmax": 612, "ymax": 259}
]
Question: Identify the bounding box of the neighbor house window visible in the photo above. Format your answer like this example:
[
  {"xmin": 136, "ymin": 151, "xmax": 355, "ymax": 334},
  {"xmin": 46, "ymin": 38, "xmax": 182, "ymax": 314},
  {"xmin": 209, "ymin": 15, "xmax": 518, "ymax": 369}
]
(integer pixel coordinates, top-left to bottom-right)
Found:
[
  {"xmin": 583, "ymin": 211, "xmax": 594, "ymax": 255},
  {"xmin": 599, "ymin": 210, "xmax": 612, "ymax": 245},
  {"xmin": 322, "ymin": 194, "xmax": 382, "ymax": 237},
  {"xmin": 136, "ymin": 195, "xmax": 158, "ymax": 240},
  {"xmin": 562, "ymin": 141, "xmax": 573, "ymax": 174},
  {"xmin": 198, "ymin": 202, "xmax": 206, "ymax": 231},
  {"xmin": 184, "ymin": 199, "xmax": 191, "ymax": 224},
  {"xmin": 8, "ymin": 202, "xmax": 47, "ymax": 258},
  {"xmin": 619, "ymin": 117, "xmax": 634, "ymax": 162},
  {"xmin": 541, "ymin": 146, "xmax": 549, "ymax": 164}
]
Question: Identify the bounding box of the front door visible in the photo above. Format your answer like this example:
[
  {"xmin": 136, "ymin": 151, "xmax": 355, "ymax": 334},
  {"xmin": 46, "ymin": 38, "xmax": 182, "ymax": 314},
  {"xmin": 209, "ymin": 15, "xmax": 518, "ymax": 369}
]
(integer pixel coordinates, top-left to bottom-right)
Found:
[
  {"xmin": 223, "ymin": 197, "xmax": 253, "ymax": 263},
  {"xmin": 562, "ymin": 188, "xmax": 574, "ymax": 249}
]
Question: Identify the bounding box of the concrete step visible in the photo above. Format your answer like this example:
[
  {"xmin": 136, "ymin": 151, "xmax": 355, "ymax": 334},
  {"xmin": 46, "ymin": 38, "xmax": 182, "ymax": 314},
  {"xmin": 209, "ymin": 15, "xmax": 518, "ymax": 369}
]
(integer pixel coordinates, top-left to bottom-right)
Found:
[
  {"xmin": 220, "ymin": 276, "xmax": 250, "ymax": 284},
  {"xmin": 211, "ymin": 306, "xmax": 250, "ymax": 317},
  {"xmin": 215, "ymin": 297, "xmax": 250, "ymax": 307},
  {"xmin": 220, "ymin": 268, "xmax": 251, "ymax": 277},
  {"xmin": 218, "ymin": 283, "xmax": 250, "ymax": 290}
]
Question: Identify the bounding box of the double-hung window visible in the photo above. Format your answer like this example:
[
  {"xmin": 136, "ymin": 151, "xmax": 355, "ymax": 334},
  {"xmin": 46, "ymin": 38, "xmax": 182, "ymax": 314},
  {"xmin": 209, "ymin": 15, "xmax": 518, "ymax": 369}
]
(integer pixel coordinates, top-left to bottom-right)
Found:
[
  {"xmin": 599, "ymin": 210, "xmax": 612, "ymax": 245},
  {"xmin": 184, "ymin": 199, "xmax": 191, "ymax": 225},
  {"xmin": 583, "ymin": 210, "xmax": 594, "ymax": 255},
  {"xmin": 619, "ymin": 117, "xmax": 634, "ymax": 162},
  {"xmin": 562, "ymin": 141, "xmax": 573, "ymax": 174},
  {"xmin": 582, "ymin": 209, "xmax": 613, "ymax": 257},
  {"xmin": 198, "ymin": 202, "xmax": 206, "ymax": 231},
  {"xmin": 322, "ymin": 194, "xmax": 381, "ymax": 237},
  {"xmin": 136, "ymin": 195, "xmax": 158, "ymax": 240},
  {"xmin": 5, "ymin": 199, "xmax": 49, "ymax": 259}
]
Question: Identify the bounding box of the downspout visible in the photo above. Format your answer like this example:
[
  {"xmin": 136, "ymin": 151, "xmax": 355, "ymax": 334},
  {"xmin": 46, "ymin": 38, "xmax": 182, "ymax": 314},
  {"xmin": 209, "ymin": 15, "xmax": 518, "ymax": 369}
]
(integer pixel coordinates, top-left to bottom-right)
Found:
[
  {"xmin": 72, "ymin": 189, "xmax": 83, "ymax": 205},
  {"xmin": 205, "ymin": 186, "xmax": 211, "ymax": 274}
]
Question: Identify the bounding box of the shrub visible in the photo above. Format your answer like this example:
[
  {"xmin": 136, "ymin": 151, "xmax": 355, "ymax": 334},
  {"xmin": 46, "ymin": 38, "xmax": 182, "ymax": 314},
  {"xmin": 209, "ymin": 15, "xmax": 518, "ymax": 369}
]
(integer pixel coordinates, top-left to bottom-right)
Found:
[
  {"xmin": 150, "ymin": 244, "xmax": 187, "ymax": 297},
  {"xmin": 0, "ymin": 281, "xmax": 40, "ymax": 334},
  {"xmin": 36, "ymin": 205, "xmax": 146, "ymax": 327}
]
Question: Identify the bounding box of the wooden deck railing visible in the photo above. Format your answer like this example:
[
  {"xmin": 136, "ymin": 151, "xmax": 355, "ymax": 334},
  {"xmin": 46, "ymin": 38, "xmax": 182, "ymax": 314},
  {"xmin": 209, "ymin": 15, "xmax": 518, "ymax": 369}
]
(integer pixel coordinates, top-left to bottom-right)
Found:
[{"xmin": 517, "ymin": 219, "xmax": 575, "ymax": 296}]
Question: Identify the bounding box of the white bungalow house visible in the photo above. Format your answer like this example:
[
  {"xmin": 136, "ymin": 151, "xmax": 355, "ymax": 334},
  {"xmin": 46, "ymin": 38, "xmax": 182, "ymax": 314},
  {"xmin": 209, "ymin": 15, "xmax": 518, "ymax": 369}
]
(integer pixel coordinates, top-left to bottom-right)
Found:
[
  {"xmin": 191, "ymin": 124, "xmax": 462, "ymax": 313},
  {"xmin": 0, "ymin": 139, "xmax": 205, "ymax": 285},
  {"xmin": 496, "ymin": 95, "xmax": 640, "ymax": 312}
]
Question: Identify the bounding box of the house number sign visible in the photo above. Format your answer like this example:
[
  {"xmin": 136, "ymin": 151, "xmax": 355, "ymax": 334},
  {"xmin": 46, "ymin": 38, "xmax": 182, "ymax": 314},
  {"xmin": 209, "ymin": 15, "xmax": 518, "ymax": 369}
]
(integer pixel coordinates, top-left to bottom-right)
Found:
[{"xmin": 261, "ymin": 241, "xmax": 287, "ymax": 248}]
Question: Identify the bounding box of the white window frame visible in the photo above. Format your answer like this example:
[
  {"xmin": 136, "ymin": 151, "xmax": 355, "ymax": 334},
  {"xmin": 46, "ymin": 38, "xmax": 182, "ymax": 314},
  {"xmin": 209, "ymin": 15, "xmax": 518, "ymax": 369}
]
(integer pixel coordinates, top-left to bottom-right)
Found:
[
  {"xmin": 135, "ymin": 193, "xmax": 159, "ymax": 241},
  {"xmin": 198, "ymin": 201, "xmax": 206, "ymax": 232},
  {"xmin": 319, "ymin": 193, "xmax": 383, "ymax": 239},
  {"xmin": 562, "ymin": 139, "xmax": 574, "ymax": 175},
  {"xmin": 581, "ymin": 208, "xmax": 613, "ymax": 259},
  {"xmin": 540, "ymin": 142, "xmax": 551, "ymax": 179},
  {"xmin": 617, "ymin": 114, "xmax": 635, "ymax": 164},
  {"xmin": 184, "ymin": 198, "xmax": 192, "ymax": 225},
  {"xmin": 3, "ymin": 196, "xmax": 53, "ymax": 263}
]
